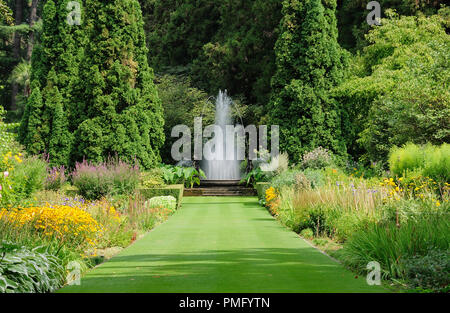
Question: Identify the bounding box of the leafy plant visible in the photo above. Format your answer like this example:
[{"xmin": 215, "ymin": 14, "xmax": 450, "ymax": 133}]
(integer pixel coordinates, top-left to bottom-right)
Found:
[
  {"xmin": 240, "ymin": 166, "xmax": 269, "ymax": 187},
  {"xmin": 0, "ymin": 241, "xmax": 65, "ymax": 293},
  {"xmin": 9, "ymin": 156, "xmax": 47, "ymax": 202},
  {"xmin": 140, "ymin": 168, "xmax": 166, "ymax": 188},
  {"xmin": 403, "ymin": 249, "xmax": 450, "ymax": 293},
  {"xmin": 160, "ymin": 165, "xmax": 206, "ymax": 188}
]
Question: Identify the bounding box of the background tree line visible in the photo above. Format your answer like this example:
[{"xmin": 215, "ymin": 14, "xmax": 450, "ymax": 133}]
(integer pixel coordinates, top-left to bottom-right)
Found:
[{"xmin": 0, "ymin": 0, "xmax": 448, "ymax": 167}]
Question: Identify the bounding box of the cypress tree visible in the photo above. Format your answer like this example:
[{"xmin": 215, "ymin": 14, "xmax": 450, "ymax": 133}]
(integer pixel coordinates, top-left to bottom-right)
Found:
[
  {"xmin": 19, "ymin": 81, "xmax": 44, "ymax": 155},
  {"xmin": 73, "ymin": 0, "xmax": 164, "ymax": 168},
  {"xmin": 268, "ymin": 0, "xmax": 347, "ymax": 163},
  {"xmin": 19, "ymin": 0, "xmax": 85, "ymax": 166},
  {"xmin": 19, "ymin": 0, "xmax": 164, "ymax": 168},
  {"xmin": 46, "ymin": 83, "xmax": 72, "ymax": 167}
]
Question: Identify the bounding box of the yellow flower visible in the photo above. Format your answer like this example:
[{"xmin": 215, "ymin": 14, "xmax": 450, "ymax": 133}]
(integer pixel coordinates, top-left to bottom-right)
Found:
[{"xmin": 436, "ymin": 201, "xmax": 441, "ymax": 207}]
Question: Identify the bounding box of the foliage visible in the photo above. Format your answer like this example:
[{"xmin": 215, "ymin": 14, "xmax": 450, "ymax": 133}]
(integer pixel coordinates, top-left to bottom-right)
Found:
[
  {"xmin": 268, "ymin": 0, "xmax": 348, "ymax": 163},
  {"xmin": 337, "ymin": 0, "xmax": 442, "ymax": 50},
  {"xmin": 19, "ymin": 0, "xmax": 165, "ymax": 169},
  {"xmin": 0, "ymin": 0, "xmax": 13, "ymax": 25},
  {"xmin": 9, "ymin": 155, "xmax": 47, "ymax": 200},
  {"xmin": 336, "ymin": 213, "xmax": 449, "ymax": 280},
  {"xmin": 45, "ymin": 165, "xmax": 66, "ymax": 191},
  {"xmin": 140, "ymin": 168, "xmax": 165, "ymax": 188},
  {"xmin": 144, "ymin": 196, "xmax": 177, "ymax": 211},
  {"xmin": 18, "ymin": 0, "xmax": 84, "ymax": 167},
  {"xmin": 389, "ymin": 143, "xmax": 450, "ymax": 183},
  {"xmin": 335, "ymin": 9, "xmax": 450, "ymax": 162},
  {"xmin": 72, "ymin": 159, "xmax": 140, "ymax": 200},
  {"xmin": 0, "ymin": 120, "xmax": 21, "ymax": 158},
  {"xmin": 144, "ymin": 0, "xmax": 282, "ymax": 112},
  {"xmin": 240, "ymin": 166, "xmax": 269, "ymax": 188},
  {"xmin": 155, "ymin": 74, "xmax": 215, "ymax": 162},
  {"xmin": 301, "ymin": 147, "xmax": 334, "ymax": 170},
  {"xmin": 300, "ymin": 228, "xmax": 314, "ymax": 240},
  {"xmin": 0, "ymin": 241, "xmax": 64, "ymax": 293},
  {"xmin": 160, "ymin": 165, "xmax": 206, "ymax": 188},
  {"xmin": 403, "ymin": 249, "xmax": 450, "ymax": 293},
  {"xmin": 0, "ymin": 153, "xmax": 46, "ymax": 206}
]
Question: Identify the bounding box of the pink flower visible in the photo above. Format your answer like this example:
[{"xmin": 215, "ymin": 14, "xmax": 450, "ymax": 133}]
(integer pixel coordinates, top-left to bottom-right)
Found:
[
  {"xmin": 0, "ymin": 185, "xmax": 2, "ymax": 191},
  {"xmin": 4, "ymin": 171, "xmax": 9, "ymax": 177}
]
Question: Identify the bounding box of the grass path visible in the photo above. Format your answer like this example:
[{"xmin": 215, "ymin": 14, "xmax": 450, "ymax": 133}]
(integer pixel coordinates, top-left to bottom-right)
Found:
[{"xmin": 59, "ymin": 197, "xmax": 385, "ymax": 293}]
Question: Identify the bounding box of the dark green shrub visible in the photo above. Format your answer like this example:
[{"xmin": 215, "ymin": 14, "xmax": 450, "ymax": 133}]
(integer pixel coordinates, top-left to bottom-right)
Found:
[
  {"xmin": 403, "ymin": 249, "xmax": 450, "ymax": 293},
  {"xmin": 268, "ymin": 0, "xmax": 348, "ymax": 163},
  {"xmin": 20, "ymin": 0, "xmax": 164, "ymax": 169}
]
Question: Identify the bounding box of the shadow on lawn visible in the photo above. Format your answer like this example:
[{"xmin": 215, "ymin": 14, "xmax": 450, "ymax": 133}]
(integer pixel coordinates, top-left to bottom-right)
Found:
[{"xmin": 60, "ymin": 247, "xmax": 385, "ymax": 293}]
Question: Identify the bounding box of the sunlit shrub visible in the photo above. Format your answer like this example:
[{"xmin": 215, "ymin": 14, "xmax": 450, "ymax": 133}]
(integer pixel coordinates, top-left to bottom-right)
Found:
[
  {"xmin": 145, "ymin": 196, "xmax": 177, "ymax": 211},
  {"xmin": 301, "ymin": 147, "xmax": 333, "ymax": 170},
  {"xmin": 1, "ymin": 154, "xmax": 47, "ymax": 205},
  {"xmin": 389, "ymin": 143, "xmax": 449, "ymax": 183}
]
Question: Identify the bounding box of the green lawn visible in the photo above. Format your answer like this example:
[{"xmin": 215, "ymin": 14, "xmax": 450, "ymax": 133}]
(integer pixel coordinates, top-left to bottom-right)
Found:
[{"xmin": 59, "ymin": 197, "xmax": 385, "ymax": 293}]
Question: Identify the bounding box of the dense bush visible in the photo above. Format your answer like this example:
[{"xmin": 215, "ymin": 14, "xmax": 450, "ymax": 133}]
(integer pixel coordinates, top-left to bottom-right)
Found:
[
  {"xmin": 140, "ymin": 168, "xmax": 166, "ymax": 188},
  {"xmin": 72, "ymin": 160, "xmax": 140, "ymax": 200},
  {"xmin": 403, "ymin": 249, "xmax": 450, "ymax": 293},
  {"xmin": 0, "ymin": 242, "xmax": 64, "ymax": 293},
  {"xmin": 20, "ymin": 0, "xmax": 165, "ymax": 168},
  {"xmin": 336, "ymin": 9, "xmax": 450, "ymax": 162},
  {"xmin": 389, "ymin": 143, "xmax": 450, "ymax": 183},
  {"xmin": 301, "ymin": 147, "xmax": 333, "ymax": 170},
  {"xmin": 336, "ymin": 213, "xmax": 449, "ymax": 280},
  {"xmin": 9, "ymin": 156, "xmax": 47, "ymax": 201}
]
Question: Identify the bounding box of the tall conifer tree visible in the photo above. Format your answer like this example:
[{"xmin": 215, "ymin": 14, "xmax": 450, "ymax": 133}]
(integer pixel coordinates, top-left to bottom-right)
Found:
[
  {"xmin": 73, "ymin": 0, "xmax": 164, "ymax": 167},
  {"xmin": 20, "ymin": 0, "xmax": 164, "ymax": 168},
  {"xmin": 269, "ymin": 0, "xmax": 347, "ymax": 162}
]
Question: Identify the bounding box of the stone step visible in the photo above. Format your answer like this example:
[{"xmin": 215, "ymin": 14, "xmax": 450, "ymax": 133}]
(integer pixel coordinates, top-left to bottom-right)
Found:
[{"xmin": 184, "ymin": 187, "xmax": 256, "ymax": 197}]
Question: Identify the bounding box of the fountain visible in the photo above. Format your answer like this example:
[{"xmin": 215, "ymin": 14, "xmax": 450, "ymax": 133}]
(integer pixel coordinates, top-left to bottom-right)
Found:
[{"xmin": 200, "ymin": 90, "xmax": 242, "ymax": 184}]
